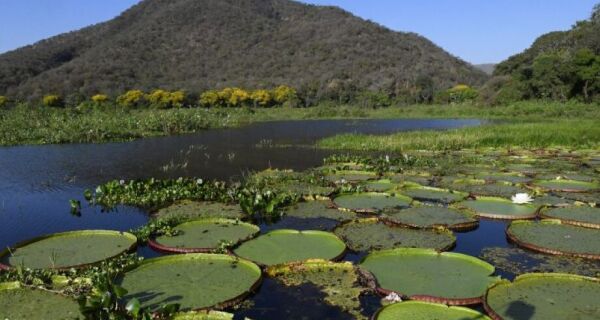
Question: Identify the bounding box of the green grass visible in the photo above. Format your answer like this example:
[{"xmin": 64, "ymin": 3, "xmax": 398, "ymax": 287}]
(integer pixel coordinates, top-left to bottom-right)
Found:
[
  {"xmin": 317, "ymin": 120, "xmax": 600, "ymax": 151},
  {"xmin": 0, "ymin": 100, "xmax": 598, "ymax": 146}
]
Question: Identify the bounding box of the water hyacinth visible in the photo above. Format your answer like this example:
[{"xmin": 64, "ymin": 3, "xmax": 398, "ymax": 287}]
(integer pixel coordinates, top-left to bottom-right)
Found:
[{"xmin": 511, "ymin": 193, "xmax": 533, "ymax": 204}]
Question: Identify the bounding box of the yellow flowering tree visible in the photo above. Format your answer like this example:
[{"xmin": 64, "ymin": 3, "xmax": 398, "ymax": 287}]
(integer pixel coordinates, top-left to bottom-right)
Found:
[
  {"xmin": 272, "ymin": 85, "xmax": 297, "ymax": 106},
  {"xmin": 91, "ymin": 94, "xmax": 109, "ymax": 105},
  {"xmin": 251, "ymin": 89, "xmax": 273, "ymax": 107},
  {"xmin": 199, "ymin": 90, "xmax": 221, "ymax": 107},
  {"xmin": 0, "ymin": 96, "xmax": 7, "ymax": 108},
  {"xmin": 229, "ymin": 88, "xmax": 250, "ymax": 107},
  {"xmin": 42, "ymin": 95, "xmax": 63, "ymax": 107},
  {"xmin": 218, "ymin": 88, "xmax": 234, "ymax": 106},
  {"xmin": 117, "ymin": 90, "xmax": 145, "ymax": 108}
]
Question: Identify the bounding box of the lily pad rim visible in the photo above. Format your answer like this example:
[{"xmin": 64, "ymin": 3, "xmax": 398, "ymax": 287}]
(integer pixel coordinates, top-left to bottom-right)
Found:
[
  {"xmin": 373, "ymin": 300, "xmax": 492, "ymax": 320},
  {"xmin": 121, "ymin": 253, "xmax": 263, "ymax": 311},
  {"xmin": 382, "ymin": 206, "xmax": 479, "ymax": 231},
  {"xmin": 148, "ymin": 218, "xmax": 261, "ymax": 254},
  {"xmin": 333, "ymin": 192, "xmax": 414, "ymax": 213},
  {"xmin": 0, "ymin": 229, "xmax": 138, "ymax": 270},
  {"xmin": 529, "ymin": 179, "xmax": 600, "ymax": 193},
  {"xmin": 506, "ymin": 219, "xmax": 600, "ymax": 260},
  {"xmin": 360, "ymin": 247, "xmax": 497, "ymax": 305},
  {"xmin": 538, "ymin": 206, "xmax": 600, "ymax": 229},
  {"xmin": 483, "ymin": 273, "xmax": 600, "ymax": 320},
  {"xmin": 458, "ymin": 196, "xmax": 539, "ymax": 220}
]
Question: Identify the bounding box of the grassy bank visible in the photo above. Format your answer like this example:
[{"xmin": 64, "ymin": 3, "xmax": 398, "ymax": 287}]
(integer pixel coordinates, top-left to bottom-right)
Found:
[
  {"xmin": 318, "ymin": 120, "xmax": 600, "ymax": 151},
  {"xmin": 0, "ymin": 101, "xmax": 598, "ymax": 146}
]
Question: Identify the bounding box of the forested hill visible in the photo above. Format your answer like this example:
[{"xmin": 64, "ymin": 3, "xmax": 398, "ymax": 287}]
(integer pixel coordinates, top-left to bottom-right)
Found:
[
  {"xmin": 488, "ymin": 4, "xmax": 600, "ymax": 102},
  {"xmin": 0, "ymin": 0, "xmax": 487, "ymax": 100}
]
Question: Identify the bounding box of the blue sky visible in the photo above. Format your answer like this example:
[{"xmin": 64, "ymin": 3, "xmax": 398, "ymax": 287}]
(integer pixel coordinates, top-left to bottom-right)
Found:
[{"xmin": 0, "ymin": 0, "xmax": 597, "ymax": 64}]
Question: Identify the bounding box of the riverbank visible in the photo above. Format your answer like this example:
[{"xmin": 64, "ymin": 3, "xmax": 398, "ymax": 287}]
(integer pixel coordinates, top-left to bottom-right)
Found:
[{"xmin": 0, "ymin": 101, "xmax": 597, "ymax": 146}]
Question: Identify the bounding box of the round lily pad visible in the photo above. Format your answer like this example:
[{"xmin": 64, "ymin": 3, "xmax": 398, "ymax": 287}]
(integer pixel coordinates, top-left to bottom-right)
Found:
[
  {"xmin": 119, "ymin": 254, "xmax": 262, "ymax": 311},
  {"xmin": 455, "ymin": 183, "xmax": 528, "ymax": 198},
  {"xmin": 383, "ymin": 206, "xmax": 478, "ymax": 231},
  {"xmin": 0, "ymin": 230, "xmax": 137, "ymax": 269},
  {"xmin": 540, "ymin": 206, "xmax": 600, "ymax": 229},
  {"xmin": 333, "ymin": 193, "xmax": 412, "ymax": 214},
  {"xmin": 333, "ymin": 219, "xmax": 456, "ymax": 252},
  {"xmin": 234, "ymin": 230, "xmax": 346, "ymax": 266},
  {"xmin": 459, "ymin": 197, "xmax": 538, "ymax": 220},
  {"xmin": 400, "ymin": 186, "xmax": 466, "ymax": 204},
  {"xmin": 324, "ymin": 170, "xmax": 377, "ymax": 183},
  {"xmin": 533, "ymin": 179, "xmax": 600, "ymax": 192},
  {"xmin": 374, "ymin": 301, "xmax": 491, "ymax": 320},
  {"xmin": 484, "ymin": 273, "xmax": 600, "ymax": 320},
  {"xmin": 0, "ymin": 283, "xmax": 83, "ymax": 320},
  {"xmin": 154, "ymin": 201, "xmax": 245, "ymax": 220},
  {"xmin": 364, "ymin": 179, "xmax": 396, "ymax": 192},
  {"xmin": 473, "ymin": 172, "xmax": 532, "ymax": 184},
  {"xmin": 507, "ymin": 220, "xmax": 600, "ymax": 260},
  {"xmin": 149, "ymin": 219, "xmax": 260, "ymax": 253},
  {"xmin": 360, "ymin": 248, "xmax": 500, "ymax": 305},
  {"xmin": 284, "ymin": 200, "xmax": 357, "ymax": 221}
]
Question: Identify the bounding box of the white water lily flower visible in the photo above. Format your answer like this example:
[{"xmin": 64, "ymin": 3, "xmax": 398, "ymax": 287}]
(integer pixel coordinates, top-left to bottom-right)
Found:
[
  {"xmin": 511, "ymin": 193, "xmax": 533, "ymax": 204},
  {"xmin": 119, "ymin": 179, "xmax": 125, "ymax": 185},
  {"xmin": 196, "ymin": 178, "xmax": 203, "ymax": 185},
  {"xmin": 383, "ymin": 292, "xmax": 402, "ymax": 303}
]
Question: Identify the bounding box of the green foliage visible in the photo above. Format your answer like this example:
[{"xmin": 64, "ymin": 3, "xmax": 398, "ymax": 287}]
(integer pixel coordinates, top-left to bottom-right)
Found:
[
  {"xmin": 0, "ymin": 95, "xmax": 7, "ymax": 108},
  {"xmin": 435, "ymin": 85, "xmax": 479, "ymax": 104},
  {"xmin": 356, "ymin": 90, "xmax": 391, "ymax": 109},
  {"xmin": 117, "ymin": 90, "xmax": 145, "ymax": 108},
  {"xmin": 42, "ymin": 95, "xmax": 63, "ymax": 108}
]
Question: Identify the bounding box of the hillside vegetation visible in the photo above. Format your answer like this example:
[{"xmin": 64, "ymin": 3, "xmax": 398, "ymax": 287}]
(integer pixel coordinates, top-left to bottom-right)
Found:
[{"xmin": 0, "ymin": 0, "xmax": 486, "ymax": 102}]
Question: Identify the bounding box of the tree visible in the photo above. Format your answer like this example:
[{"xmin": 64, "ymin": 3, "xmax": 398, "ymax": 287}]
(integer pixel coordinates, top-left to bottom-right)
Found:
[
  {"xmin": 0, "ymin": 96, "xmax": 7, "ymax": 109},
  {"xmin": 573, "ymin": 48, "xmax": 600, "ymax": 101},
  {"xmin": 531, "ymin": 53, "xmax": 572, "ymax": 100},
  {"xmin": 251, "ymin": 89, "xmax": 273, "ymax": 107},
  {"xmin": 272, "ymin": 85, "xmax": 298, "ymax": 105},
  {"xmin": 199, "ymin": 90, "xmax": 220, "ymax": 107},
  {"xmin": 592, "ymin": 3, "xmax": 600, "ymax": 24},
  {"xmin": 117, "ymin": 90, "xmax": 145, "ymax": 108},
  {"xmin": 229, "ymin": 88, "xmax": 250, "ymax": 107},
  {"xmin": 42, "ymin": 95, "xmax": 64, "ymax": 107}
]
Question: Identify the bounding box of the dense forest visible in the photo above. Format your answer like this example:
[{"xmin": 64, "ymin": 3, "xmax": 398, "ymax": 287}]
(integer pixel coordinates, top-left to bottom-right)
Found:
[
  {"xmin": 482, "ymin": 4, "xmax": 600, "ymax": 104},
  {"xmin": 0, "ymin": 0, "xmax": 486, "ymax": 104}
]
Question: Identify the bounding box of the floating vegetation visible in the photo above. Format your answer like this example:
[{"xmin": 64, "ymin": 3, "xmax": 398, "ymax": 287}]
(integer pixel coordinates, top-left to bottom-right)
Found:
[
  {"xmin": 0, "ymin": 282, "xmax": 83, "ymax": 319},
  {"xmin": 333, "ymin": 219, "xmax": 455, "ymax": 252},
  {"xmin": 333, "ymin": 193, "xmax": 412, "ymax": 214},
  {"xmin": 363, "ymin": 179, "xmax": 397, "ymax": 192},
  {"xmin": 119, "ymin": 254, "xmax": 262, "ymax": 311},
  {"xmin": 154, "ymin": 200, "xmax": 246, "ymax": 220},
  {"xmin": 480, "ymin": 247, "xmax": 600, "ymax": 277},
  {"xmin": 234, "ymin": 230, "xmax": 346, "ymax": 266},
  {"xmin": 532, "ymin": 179, "xmax": 600, "ymax": 192},
  {"xmin": 472, "ymin": 172, "xmax": 532, "ymax": 184},
  {"xmin": 374, "ymin": 301, "xmax": 491, "ymax": 320},
  {"xmin": 382, "ymin": 206, "xmax": 478, "ymax": 231},
  {"xmin": 0, "ymin": 230, "xmax": 137, "ymax": 269},
  {"xmin": 149, "ymin": 219, "xmax": 260, "ymax": 253},
  {"xmin": 459, "ymin": 196, "xmax": 538, "ymax": 220},
  {"xmin": 484, "ymin": 273, "xmax": 600, "ymax": 320},
  {"xmin": 539, "ymin": 205, "xmax": 600, "ymax": 229},
  {"xmin": 455, "ymin": 183, "xmax": 528, "ymax": 198},
  {"xmin": 173, "ymin": 311, "xmax": 236, "ymax": 320},
  {"xmin": 284, "ymin": 200, "xmax": 357, "ymax": 221},
  {"xmin": 266, "ymin": 260, "xmax": 371, "ymax": 320},
  {"xmin": 360, "ymin": 248, "xmax": 500, "ymax": 305},
  {"xmin": 507, "ymin": 220, "xmax": 600, "ymax": 259},
  {"xmin": 399, "ymin": 186, "xmax": 467, "ymax": 204},
  {"xmin": 552, "ymin": 191, "xmax": 600, "ymax": 204},
  {"xmin": 324, "ymin": 170, "xmax": 378, "ymax": 184}
]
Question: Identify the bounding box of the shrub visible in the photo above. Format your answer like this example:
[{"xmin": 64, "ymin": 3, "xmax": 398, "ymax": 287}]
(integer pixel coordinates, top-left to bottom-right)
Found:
[
  {"xmin": 0, "ymin": 96, "xmax": 7, "ymax": 109},
  {"xmin": 91, "ymin": 94, "xmax": 109, "ymax": 104},
  {"xmin": 117, "ymin": 90, "xmax": 145, "ymax": 108},
  {"xmin": 435, "ymin": 85, "xmax": 479, "ymax": 104},
  {"xmin": 251, "ymin": 89, "xmax": 273, "ymax": 107},
  {"xmin": 229, "ymin": 88, "xmax": 251, "ymax": 107},
  {"xmin": 42, "ymin": 95, "xmax": 64, "ymax": 108},
  {"xmin": 272, "ymin": 85, "xmax": 298, "ymax": 105},
  {"xmin": 356, "ymin": 91, "xmax": 391, "ymax": 109},
  {"xmin": 199, "ymin": 90, "xmax": 221, "ymax": 107}
]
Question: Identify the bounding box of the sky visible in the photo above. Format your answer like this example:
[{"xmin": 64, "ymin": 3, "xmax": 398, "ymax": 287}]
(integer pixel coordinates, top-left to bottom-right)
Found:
[{"xmin": 0, "ymin": 0, "xmax": 597, "ymax": 64}]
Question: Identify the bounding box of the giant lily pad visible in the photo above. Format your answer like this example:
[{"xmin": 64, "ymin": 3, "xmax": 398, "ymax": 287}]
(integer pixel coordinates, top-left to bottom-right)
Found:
[
  {"xmin": 270, "ymin": 180, "xmax": 335, "ymax": 198},
  {"xmin": 234, "ymin": 230, "xmax": 346, "ymax": 266},
  {"xmin": 0, "ymin": 230, "xmax": 137, "ymax": 269},
  {"xmin": 266, "ymin": 260, "xmax": 370, "ymax": 319},
  {"xmin": 285, "ymin": 200, "xmax": 357, "ymax": 221},
  {"xmin": 459, "ymin": 197, "xmax": 538, "ymax": 220},
  {"xmin": 363, "ymin": 179, "xmax": 397, "ymax": 192},
  {"xmin": 333, "ymin": 193, "xmax": 412, "ymax": 214},
  {"xmin": 383, "ymin": 206, "xmax": 478, "ymax": 231},
  {"xmin": 455, "ymin": 183, "xmax": 528, "ymax": 198},
  {"xmin": 360, "ymin": 248, "xmax": 500, "ymax": 305},
  {"xmin": 324, "ymin": 170, "xmax": 377, "ymax": 183},
  {"xmin": 334, "ymin": 219, "xmax": 455, "ymax": 252},
  {"xmin": 484, "ymin": 273, "xmax": 600, "ymax": 320},
  {"xmin": 540, "ymin": 206, "xmax": 600, "ymax": 229},
  {"xmin": 119, "ymin": 254, "xmax": 262, "ymax": 311},
  {"xmin": 533, "ymin": 179, "xmax": 600, "ymax": 192},
  {"xmin": 374, "ymin": 301, "xmax": 491, "ymax": 320},
  {"xmin": 154, "ymin": 201, "xmax": 245, "ymax": 220},
  {"xmin": 507, "ymin": 220, "xmax": 600, "ymax": 259},
  {"xmin": 0, "ymin": 282, "xmax": 83, "ymax": 319},
  {"xmin": 149, "ymin": 219, "xmax": 260, "ymax": 253},
  {"xmin": 400, "ymin": 186, "xmax": 467, "ymax": 204}
]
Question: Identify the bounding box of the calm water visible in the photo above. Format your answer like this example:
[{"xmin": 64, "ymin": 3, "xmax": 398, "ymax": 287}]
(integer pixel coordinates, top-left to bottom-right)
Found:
[{"xmin": 0, "ymin": 118, "xmax": 503, "ymax": 319}]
